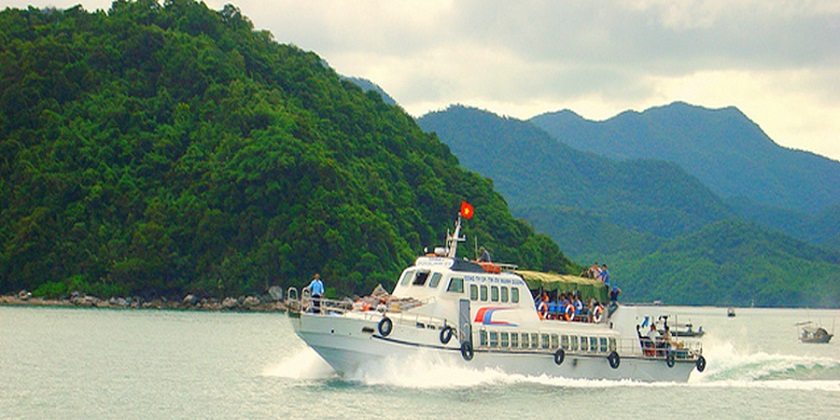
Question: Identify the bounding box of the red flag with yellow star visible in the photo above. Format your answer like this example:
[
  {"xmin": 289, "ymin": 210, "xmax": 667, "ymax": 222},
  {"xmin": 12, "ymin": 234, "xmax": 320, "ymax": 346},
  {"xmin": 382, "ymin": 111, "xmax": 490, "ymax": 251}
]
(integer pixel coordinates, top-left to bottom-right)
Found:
[{"xmin": 460, "ymin": 201, "xmax": 474, "ymax": 219}]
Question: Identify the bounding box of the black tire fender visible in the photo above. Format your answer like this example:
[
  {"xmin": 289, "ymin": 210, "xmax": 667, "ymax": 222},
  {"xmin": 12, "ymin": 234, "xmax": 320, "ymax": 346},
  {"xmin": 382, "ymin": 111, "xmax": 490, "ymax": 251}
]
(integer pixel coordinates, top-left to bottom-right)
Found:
[
  {"xmin": 460, "ymin": 342, "xmax": 474, "ymax": 361},
  {"xmin": 378, "ymin": 317, "xmax": 393, "ymax": 337},
  {"xmin": 695, "ymin": 355, "xmax": 706, "ymax": 372},
  {"xmin": 666, "ymin": 350, "xmax": 676, "ymax": 368},
  {"xmin": 440, "ymin": 326, "xmax": 453, "ymax": 344},
  {"xmin": 554, "ymin": 349, "xmax": 565, "ymax": 366},
  {"xmin": 608, "ymin": 351, "xmax": 620, "ymax": 369}
]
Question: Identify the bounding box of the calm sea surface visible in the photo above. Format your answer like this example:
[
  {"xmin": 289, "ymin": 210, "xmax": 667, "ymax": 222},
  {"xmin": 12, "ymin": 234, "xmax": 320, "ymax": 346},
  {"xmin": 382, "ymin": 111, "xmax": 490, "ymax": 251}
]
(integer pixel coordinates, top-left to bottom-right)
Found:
[{"xmin": 2, "ymin": 305, "xmax": 838, "ymax": 419}]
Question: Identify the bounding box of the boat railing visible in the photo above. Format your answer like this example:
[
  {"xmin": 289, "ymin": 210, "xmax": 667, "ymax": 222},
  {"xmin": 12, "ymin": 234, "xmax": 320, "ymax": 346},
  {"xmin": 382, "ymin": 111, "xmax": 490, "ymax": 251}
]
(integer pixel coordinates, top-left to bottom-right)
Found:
[
  {"xmin": 497, "ymin": 263, "xmax": 518, "ymax": 272},
  {"xmin": 286, "ymin": 287, "xmax": 353, "ymax": 315},
  {"xmin": 285, "ymin": 287, "xmax": 301, "ymax": 312},
  {"xmin": 618, "ymin": 336, "xmax": 702, "ymax": 360},
  {"xmin": 286, "ymin": 289, "xmax": 452, "ymax": 329}
]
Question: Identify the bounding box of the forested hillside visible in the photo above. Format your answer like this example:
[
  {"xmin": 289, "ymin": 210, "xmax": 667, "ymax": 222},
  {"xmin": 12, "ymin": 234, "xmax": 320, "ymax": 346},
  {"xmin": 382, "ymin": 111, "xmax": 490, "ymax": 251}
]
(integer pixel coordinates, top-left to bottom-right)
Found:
[
  {"xmin": 530, "ymin": 102, "xmax": 840, "ymax": 250},
  {"xmin": 417, "ymin": 106, "xmax": 733, "ymax": 243},
  {"xmin": 623, "ymin": 220, "xmax": 840, "ymax": 307},
  {"xmin": 418, "ymin": 105, "xmax": 840, "ymax": 307},
  {"xmin": 0, "ymin": 1, "xmax": 577, "ymax": 300}
]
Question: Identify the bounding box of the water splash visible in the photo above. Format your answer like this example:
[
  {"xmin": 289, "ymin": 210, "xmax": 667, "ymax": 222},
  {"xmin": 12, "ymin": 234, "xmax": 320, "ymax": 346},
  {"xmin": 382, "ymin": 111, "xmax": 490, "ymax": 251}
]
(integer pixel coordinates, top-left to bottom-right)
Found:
[
  {"xmin": 262, "ymin": 346, "xmax": 336, "ymax": 380},
  {"xmin": 268, "ymin": 338, "xmax": 840, "ymax": 392},
  {"xmin": 678, "ymin": 334, "xmax": 840, "ymax": 393}
]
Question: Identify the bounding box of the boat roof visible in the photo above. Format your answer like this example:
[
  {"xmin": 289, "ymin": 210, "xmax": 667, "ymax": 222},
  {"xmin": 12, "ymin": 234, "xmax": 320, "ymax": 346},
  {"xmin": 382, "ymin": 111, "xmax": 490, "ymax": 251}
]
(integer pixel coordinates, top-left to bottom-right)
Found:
[
  {"xmin": 802, "ymin": 326, "xmax": 829, "ymax": 334},
  {"xmin": 516, "ymin": 270, "xmax": 608, "ymax": 303}
]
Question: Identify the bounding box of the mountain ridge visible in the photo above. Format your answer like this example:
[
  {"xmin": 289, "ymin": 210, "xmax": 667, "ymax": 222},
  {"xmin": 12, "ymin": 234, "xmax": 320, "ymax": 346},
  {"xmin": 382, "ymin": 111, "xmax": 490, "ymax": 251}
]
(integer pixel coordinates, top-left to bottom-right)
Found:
[
  {"xmin": 418, "ymin": 105, "xmax": 840, "ymax": 307},
  {"xmin": 530, "ymin": 101, "xmax": 840, "ymax": 218}
]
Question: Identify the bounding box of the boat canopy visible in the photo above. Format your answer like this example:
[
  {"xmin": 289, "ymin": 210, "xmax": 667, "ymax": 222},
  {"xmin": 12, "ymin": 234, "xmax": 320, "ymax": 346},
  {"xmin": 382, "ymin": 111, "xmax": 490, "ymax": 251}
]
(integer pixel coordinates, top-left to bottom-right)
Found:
[{"xmin": 516, "ymin": 270, "xmax": 609, "ymax": 303}]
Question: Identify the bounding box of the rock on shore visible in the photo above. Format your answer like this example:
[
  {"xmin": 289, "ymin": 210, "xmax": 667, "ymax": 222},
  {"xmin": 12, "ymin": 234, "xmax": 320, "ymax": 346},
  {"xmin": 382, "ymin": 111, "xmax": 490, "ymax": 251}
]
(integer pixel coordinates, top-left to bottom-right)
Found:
[{"xmin": 1, "ymin": 290, "xmax": 285, "ymax": 312}]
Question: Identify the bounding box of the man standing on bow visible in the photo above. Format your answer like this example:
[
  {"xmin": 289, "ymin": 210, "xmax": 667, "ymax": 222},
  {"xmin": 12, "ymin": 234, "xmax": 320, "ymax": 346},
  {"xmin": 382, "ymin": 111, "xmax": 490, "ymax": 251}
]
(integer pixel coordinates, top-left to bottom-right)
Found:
[{"xmin": 307, "ymin": 273, "xmax": 324, "ymax": 313}]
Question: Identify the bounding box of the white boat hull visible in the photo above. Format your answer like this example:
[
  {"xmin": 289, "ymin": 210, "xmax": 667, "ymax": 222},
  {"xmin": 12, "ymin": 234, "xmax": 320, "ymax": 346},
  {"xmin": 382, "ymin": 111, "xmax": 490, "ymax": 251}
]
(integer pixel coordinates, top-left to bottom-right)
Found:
[{"xmin": 292, "ymin": 312, "xmax": 697, "ymax": 383}]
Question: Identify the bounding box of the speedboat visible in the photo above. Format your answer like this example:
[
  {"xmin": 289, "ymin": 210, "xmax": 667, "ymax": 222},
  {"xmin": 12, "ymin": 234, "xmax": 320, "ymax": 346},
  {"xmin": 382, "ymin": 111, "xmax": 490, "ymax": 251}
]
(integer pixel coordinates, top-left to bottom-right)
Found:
[{"xmin": 286, "ymin": 210, "xmax": 706, "ymax": 382}]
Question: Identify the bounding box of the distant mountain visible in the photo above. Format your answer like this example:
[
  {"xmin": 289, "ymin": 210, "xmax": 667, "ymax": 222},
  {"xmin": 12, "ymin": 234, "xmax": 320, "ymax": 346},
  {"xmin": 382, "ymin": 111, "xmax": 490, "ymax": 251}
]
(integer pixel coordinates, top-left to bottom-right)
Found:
[
  {"xmin": 342, "ymin": 76, "xmax": 398, "ymax": 106},
  {"xmin": 418, "ymin": 105, "xmax": 732, "ymax": 242},
  {"xmin": 530, "ymin": 102, "xmax": 840, "ymax": 219},
  {"xmin": 418, "ymin": 105, "xmax": 840, "ymax": 307}
]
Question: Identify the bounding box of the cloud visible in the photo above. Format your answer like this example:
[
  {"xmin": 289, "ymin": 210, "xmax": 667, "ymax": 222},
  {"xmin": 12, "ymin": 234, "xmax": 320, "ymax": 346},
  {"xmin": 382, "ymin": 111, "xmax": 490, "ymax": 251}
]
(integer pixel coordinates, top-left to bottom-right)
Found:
[{"xmin": 3, "ymin": 0, "xmax": 838, "ymax": 160}]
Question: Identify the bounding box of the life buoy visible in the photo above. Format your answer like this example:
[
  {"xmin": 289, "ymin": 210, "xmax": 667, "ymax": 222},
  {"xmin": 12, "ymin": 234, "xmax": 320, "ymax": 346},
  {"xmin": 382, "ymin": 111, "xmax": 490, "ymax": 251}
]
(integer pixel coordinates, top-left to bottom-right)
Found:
[
  {"xmin": 608, "ymin": 351, "xmax": 620, "ymax": 369},
  {"xmin": 666, "ymin": 350, "xmax": 675, "ymax": 368},
  {"xmin": 537, "ymin": 301, "xmax": 548, "ymax": 319},
  {"xmin": 695, "ymin": 355, "xmax": 706, "ymax": 372},
  {"xmin": 440, "ymin": 326, "xmax": 453, "ymax": 344},
  {"xmin": 378, "ymin": 317, "xmax": 393, "ymax": 337},
  {"xmin": 554, "ymin": 349, "xmax": 565, "ymax": 366},
  {"xmin": 592, "ymin": 305, "xmax": 604, "ymax": 323},
  {"xmin": 460, "ymin": 342, "xmax": 474, "ymax": 361},
  {"xmin": 564, "ymin": 304, "xmax": 575, "ymax": 322}
]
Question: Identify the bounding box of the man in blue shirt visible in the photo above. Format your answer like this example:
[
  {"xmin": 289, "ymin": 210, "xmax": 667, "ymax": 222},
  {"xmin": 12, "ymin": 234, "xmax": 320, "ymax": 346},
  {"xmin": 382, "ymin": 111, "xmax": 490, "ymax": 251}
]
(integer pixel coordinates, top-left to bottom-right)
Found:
[
  {"xmin": 307, "ymin": 273, "xmax": 325, "ymax": 313},
  {"xmin": 599, "ymin": 264, "xmax": 610, "ymax": 288}
]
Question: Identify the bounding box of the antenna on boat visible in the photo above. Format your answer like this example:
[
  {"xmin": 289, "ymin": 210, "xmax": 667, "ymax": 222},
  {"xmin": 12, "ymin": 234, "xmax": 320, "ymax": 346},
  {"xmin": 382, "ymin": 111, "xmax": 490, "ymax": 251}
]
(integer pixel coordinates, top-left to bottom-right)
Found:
[
  {"xmin": 445, "ymin": 216, "xmax": 466, "ymax": 258},
  {"xmin": 474, "ymin": 237, "xmax": 478, "ymax": 260}
]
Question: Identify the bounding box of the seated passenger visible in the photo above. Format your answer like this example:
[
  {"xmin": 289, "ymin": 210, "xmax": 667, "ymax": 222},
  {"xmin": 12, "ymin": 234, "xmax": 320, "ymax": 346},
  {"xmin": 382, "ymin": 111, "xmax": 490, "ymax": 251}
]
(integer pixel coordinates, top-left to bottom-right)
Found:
[
  {"xmin": 478, "ymin": 247, "xmax": 491, "ymax": 262},
  {"xmin": 648, "ymin": 323, "xmax": 669, "ymax": 355},
  {"xmin": 647, "ymin": 323, "xmax": 661, "ymax": 342}
]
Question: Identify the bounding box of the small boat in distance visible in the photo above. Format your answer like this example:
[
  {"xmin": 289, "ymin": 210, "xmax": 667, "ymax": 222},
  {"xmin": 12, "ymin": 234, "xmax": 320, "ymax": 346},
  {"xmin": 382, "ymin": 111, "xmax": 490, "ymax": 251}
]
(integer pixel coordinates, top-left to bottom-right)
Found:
[
  {"xmin": 797, "ymin": 321, "xmax": 833, "ymax": 344},
  {"xmin": 727, "ymin": 307, "xmax": 736, "ymax": 317}
]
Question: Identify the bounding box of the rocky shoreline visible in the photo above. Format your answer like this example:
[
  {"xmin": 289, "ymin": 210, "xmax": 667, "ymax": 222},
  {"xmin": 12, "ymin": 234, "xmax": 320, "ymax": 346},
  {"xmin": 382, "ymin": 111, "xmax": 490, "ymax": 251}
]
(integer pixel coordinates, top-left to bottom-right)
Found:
[{"xmin": 1, "ymin": 289, "xmax": 287, "ymax": 312}]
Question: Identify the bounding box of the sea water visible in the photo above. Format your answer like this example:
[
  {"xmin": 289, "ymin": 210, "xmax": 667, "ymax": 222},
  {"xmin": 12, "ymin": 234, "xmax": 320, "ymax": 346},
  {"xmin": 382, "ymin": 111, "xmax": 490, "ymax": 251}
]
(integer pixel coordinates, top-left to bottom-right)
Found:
[{"xmin": 2, "ymin": 305, "xmax": 838, "ymax": 419}]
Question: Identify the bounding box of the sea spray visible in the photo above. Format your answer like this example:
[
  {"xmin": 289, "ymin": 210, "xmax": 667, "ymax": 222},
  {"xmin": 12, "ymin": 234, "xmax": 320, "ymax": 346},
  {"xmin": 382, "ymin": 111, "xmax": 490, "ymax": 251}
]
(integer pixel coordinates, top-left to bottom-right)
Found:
[
  {"xmin": 693, "ymin": 333, "xmax": 840, "ymax": 385},
  {"xmin": 262, "ymin": 346, "xmax": 335, "ymax": 380}
]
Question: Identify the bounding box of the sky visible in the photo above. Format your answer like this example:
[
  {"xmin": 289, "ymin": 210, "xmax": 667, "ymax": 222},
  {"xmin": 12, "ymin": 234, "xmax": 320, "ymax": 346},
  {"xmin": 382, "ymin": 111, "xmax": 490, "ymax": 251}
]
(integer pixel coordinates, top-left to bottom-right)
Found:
[{"xmin": 3, "ymin": 0, "xmax": 839, "ymax": 161}]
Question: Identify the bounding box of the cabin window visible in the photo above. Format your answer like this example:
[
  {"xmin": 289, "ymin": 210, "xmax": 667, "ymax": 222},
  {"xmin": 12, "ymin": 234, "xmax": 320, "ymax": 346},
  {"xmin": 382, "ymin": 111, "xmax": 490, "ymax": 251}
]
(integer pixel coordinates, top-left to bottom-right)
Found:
[
  {"xmin": 511, "ymin": 287, "xmax": 519, "ymax": 303},
  {"xmin": 600, "ymin": 337, "xmax": 608, "ymax": 353},
  {"xmin": 551, "ymin": 334, "xmax": 559, "ymax": 349},
  {"xmin": 428, "ymin": 272, "xmax": 442, "ymax": 288},
  {"xmin": 470, "ymin": 284, "xmax": 478, "ymax": 301},
  {"xmin": 480, "ymin": 285, "xmax": 488, "ymax": 301},
  {"xmin": 489, "ymin": 331, "xmax": 499, "ymax": 347},
  {"xmin": 521, "ymin": 333, "xmax": 529, "ymax": 348},
  {"xmin": 530, "ymin": 333, "xmax": 539, "ymax": 349},
  {"xmin": 399, "ymin": 270, "xmax": 414, "ymax": 286},
  {"xmin": 480, "ymin": 330, "xmax": 487, "ymax": 346},
  {"xmin": 446, "ymin": 278, "xmax": 464, "ymax": 293},
  {"xmin": 570, "ymin": 336, "xmax": 579, "ymax": 351},
  {"xmin": 561, "ymin": 335, "xmax": 569, "ymax": 350},
  {"xmin": 511, "ymin": 332, "xmax": 519, "ymax": 348},
  {"xmin": 580, "ymin": 336, "xmax": 589, "ymax": 352},
  {"xmin": 491, "ymin": 286, "xmax": 499, "ymax": 302},
  {"xmin": 590, "ymin": 337, "xmax": 599, "ymax": 353},
  {"xmin": 501, "ymin": 332, "xmax": 510, "ymax": 347},
  {"xmin": 608, "ymin": 338, "xmax": 617, "ymax": 352},
  {"xmin": 501, "ymin": 287, "xmax": 509, "ymax": 303},
  {"xmin": 541, "ymin": 334, "xmax": 550, "ymax": 349},
  {"xmin": 412, "ymin": 271, "xmax": 429, "ymax": 286}
]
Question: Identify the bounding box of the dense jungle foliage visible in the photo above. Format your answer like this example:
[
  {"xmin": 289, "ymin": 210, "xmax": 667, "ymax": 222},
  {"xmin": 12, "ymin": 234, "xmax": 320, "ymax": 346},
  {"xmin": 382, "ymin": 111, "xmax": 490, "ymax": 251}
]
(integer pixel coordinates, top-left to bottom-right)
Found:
[{"xmin": 0, "ymin": 0, "xmax": 579, "ymax": 300}]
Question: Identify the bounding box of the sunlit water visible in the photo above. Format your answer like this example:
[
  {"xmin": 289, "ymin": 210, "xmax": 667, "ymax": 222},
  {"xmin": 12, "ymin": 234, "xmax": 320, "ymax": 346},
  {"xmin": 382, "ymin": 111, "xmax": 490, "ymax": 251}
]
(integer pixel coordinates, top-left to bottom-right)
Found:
[{"xmin": 2, "ymin": 305, "xmax": 838, "ymax": 419}]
